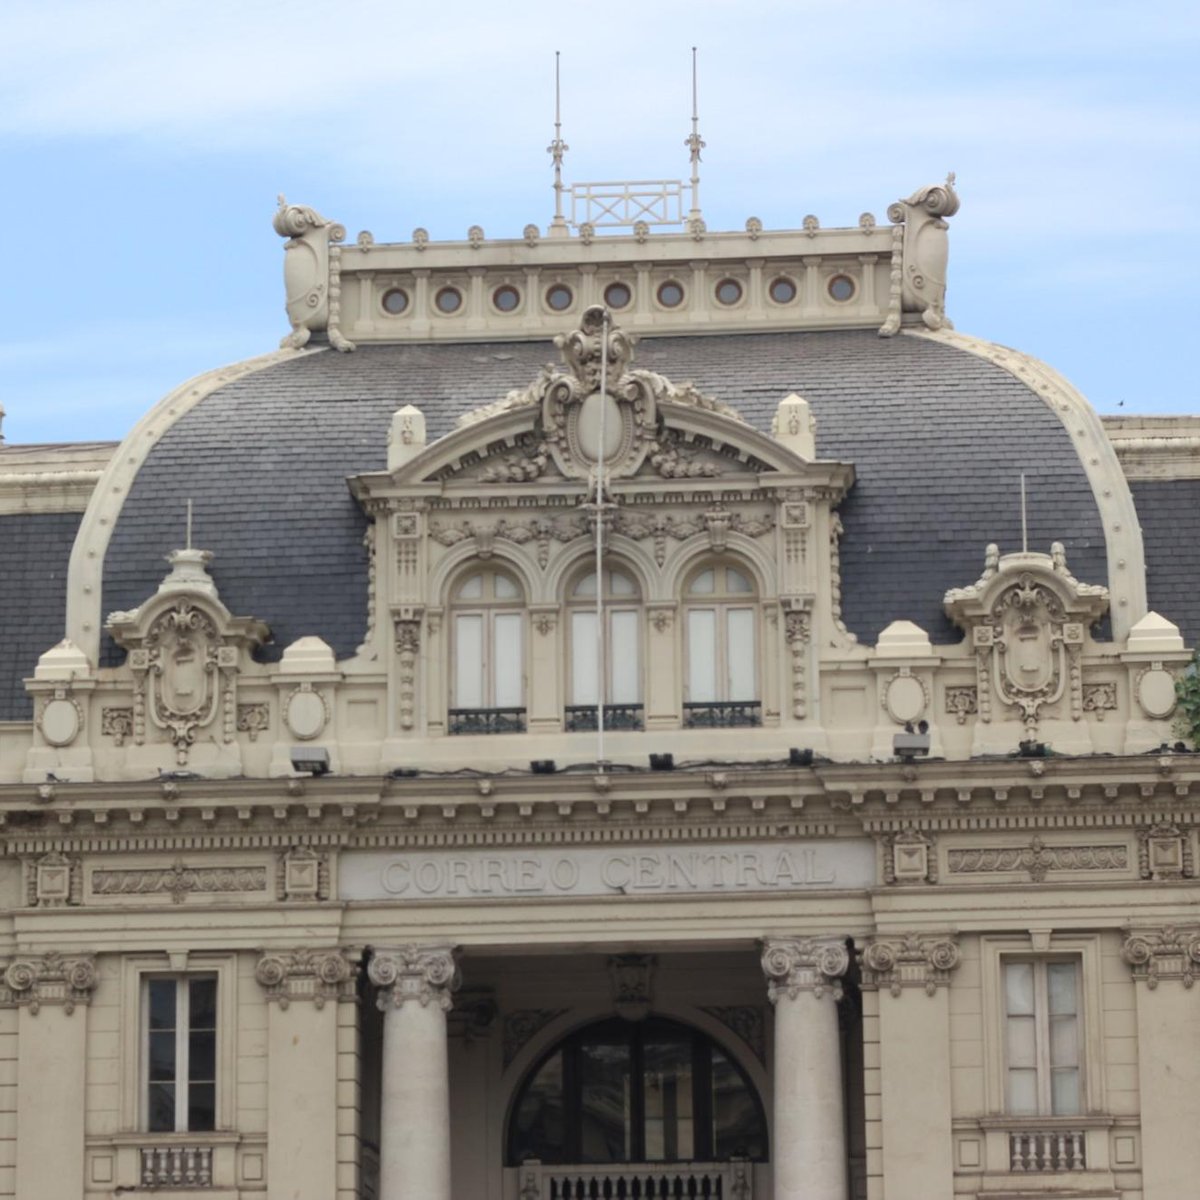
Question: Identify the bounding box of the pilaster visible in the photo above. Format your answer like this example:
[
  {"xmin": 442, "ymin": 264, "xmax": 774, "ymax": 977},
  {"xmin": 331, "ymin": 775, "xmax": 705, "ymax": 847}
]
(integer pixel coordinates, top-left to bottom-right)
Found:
[
  {"xmin": 860, "ymin": 935, "xmax": 959, "ymax": 1200},
  {"xmin": 1122, "ymin": 926, "xmax": 1200, "ymax": 1198},
  {"xmin": 257, "ymin": 949, "xmax": 358, "ymax": 1200},
  {"xmin": 9, "ymin": 953, "xmax": 96, "ymax": 1200}
]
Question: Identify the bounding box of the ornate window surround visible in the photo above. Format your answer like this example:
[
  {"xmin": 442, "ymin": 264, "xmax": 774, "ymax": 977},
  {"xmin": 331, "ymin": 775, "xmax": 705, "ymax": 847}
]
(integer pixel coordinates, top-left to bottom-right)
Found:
[
  {"xmin": 118, "ymin": 953, "xmax": 238, "ymax": 1135},
  {"xmin": 978, "ymin": 934, "xmax": 1107, "ymax": 1119}
]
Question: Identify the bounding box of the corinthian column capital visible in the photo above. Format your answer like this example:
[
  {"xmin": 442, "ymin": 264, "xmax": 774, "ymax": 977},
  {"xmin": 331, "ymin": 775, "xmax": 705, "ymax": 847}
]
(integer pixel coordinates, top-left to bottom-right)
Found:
[
  {"xmin": 368, "ymin": 944, "xmax": 460, "ymax": 1011},
  {"xmin": 761, "ymin": 936, "xmax": 849, "ymax": 1002}
]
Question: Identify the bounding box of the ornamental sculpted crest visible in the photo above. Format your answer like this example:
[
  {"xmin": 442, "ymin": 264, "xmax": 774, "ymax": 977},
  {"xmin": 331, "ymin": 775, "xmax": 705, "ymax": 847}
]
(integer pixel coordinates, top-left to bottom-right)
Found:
[
  {"xmin": 945, "ymin": 543, "xmax": 1108, "ymax": 737},
  {"xmin": 108, "ymin": 549, "xmax": 269, "ymax": 765},
  {"xmin": 457, "ymin": 304, "xmax": 745, "ymax": 483}
]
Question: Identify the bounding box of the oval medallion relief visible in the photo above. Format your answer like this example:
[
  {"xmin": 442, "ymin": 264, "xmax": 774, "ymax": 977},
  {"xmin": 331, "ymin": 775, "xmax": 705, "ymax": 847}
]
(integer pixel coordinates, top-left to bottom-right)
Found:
[
  {"xmin": 574, "ymin": 392, "xmax": 626, "ymax": 464},
  {"xmin": 40, "ymin": 698, "xmax": 81, "ymax": 747},
  {"xmin": 1137, "ymin": 667, "xmax": 1177, "ymax": 720},
  {"xmin": 885, "ymin": 674, "xmax": 927, "ymax": 724},
  {"xmin": 285, "ymin": 688, "xmax": 328, "ymax": 740}
]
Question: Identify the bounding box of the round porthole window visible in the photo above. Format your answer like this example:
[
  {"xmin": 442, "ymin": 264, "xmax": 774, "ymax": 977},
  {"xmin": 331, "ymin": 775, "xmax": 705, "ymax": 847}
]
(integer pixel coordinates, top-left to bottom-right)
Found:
[
  {"xmin": 828, "ymin": 274, "xmax": 856, "ymax": 303},
  {"xmin": 604, "ymin": 281, "xmax": 632, "ymax": 310},
  {"xmin": 546, "ymin": 284, "xmax": 574, "ymax": 311},
  {"xmin": 493, "ymin": 285, "xmax": 521, "ymax": 313},
  {"xmin": 768, "ymin": 277, "xmax": 797, "ymax": 304},
  {"xmin": 657, "ymin": 280, "xmax": 685, "ymax": 308},
  {"xmin": 381, "ymin": 287, "xmax": 409, "ymax": 315},
  {"xmin": 715, "ymin": 278, "xmax": 743, "ymax": 306},
  {"xmin": 435, "ymin": 286, "xmax": 463, "ymax": 314}
]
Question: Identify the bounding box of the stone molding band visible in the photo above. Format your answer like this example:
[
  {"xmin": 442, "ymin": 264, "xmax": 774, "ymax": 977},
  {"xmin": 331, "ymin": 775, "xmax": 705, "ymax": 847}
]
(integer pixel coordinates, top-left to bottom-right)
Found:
[
  {"xmin": 761, "ymin": 936, "xmax": 850, "ymax": 1002},
  {"xmin": 368, "ymin": 944, "xmax": 460, "ymax": 1011},
  {"xmin": 1121, "ymin": 925, "xmax": 1200, "ymax": 988},
  {"xmin": 859, "ymin": 933, "xmax": 960, "ymax": 996}
]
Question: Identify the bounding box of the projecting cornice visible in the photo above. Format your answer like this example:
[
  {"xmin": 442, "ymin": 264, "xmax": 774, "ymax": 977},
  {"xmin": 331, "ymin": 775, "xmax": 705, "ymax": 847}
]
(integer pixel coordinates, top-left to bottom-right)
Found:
[{"xmin": 2, "ymin": 753, "xmax": 1200, "ymax": 854}]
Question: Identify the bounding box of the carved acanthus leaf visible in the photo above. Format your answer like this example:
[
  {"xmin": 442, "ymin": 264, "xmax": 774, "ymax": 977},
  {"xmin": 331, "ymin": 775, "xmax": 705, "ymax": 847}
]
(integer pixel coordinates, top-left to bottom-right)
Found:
[{"xmin": 860, "ymin": 934, "xmax": 960, "ymax": 996}]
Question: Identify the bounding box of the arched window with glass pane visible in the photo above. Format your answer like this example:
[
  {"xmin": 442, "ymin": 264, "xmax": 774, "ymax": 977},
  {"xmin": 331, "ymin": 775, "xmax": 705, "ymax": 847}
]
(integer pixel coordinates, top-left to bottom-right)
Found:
[
  {"xmin": 682, "ymin": 564, "xmax": 761, "ymax": 728},
  {"xmin": 507, "ymin": 1016, "xmax": 768, "ymax": 1167},
  {"xmin": 565, "ymin": 567, "xmax": 643, "ymax": 731},
  {"xmin": 448, "ymin": 568, "xmax": 526, "ymax": 734}
]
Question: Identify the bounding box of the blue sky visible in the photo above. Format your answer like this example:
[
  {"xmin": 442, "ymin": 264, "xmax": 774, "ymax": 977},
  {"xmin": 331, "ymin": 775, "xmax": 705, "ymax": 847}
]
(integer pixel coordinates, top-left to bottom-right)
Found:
[{"xmin": 1, "ymin": 0, "xmax": 1197, "ymax": 445}]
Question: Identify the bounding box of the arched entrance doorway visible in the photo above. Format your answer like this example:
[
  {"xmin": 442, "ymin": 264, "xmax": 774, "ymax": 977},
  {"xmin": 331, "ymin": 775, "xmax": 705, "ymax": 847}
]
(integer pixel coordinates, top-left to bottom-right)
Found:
[{"xmin": 507, "ymin": 1015, "xmax": 768, "ymax": 1177}]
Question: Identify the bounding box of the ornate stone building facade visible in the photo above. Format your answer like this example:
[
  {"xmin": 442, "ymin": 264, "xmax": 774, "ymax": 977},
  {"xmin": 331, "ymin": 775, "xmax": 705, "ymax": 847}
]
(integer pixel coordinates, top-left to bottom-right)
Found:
[{"xmin": 1, "ymin": 176, "xmax": 1199, "ymax": 1200}]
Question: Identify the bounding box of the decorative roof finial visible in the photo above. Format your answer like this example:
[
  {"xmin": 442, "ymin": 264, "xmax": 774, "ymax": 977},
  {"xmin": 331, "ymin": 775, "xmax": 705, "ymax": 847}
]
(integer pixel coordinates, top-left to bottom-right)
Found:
[
  {"xmin": 685, "ymin": 46, "xmax": 706, "ymax": 226},
  {"xmin": 548, "ymin": 51, "xmax": 570, "ymax": 237}
]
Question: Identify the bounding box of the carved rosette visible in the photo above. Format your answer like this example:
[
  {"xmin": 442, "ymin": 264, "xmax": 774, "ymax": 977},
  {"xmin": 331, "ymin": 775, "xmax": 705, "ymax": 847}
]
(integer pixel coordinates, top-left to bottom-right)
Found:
[
  {"xmin": 255, "ymin": 949, "xmax": 358, "ymax": 1009},
  {"xmin": 1122, "ymin": 926, "xmax": 1200, "ymax": 988},
  {"xmin": 945, "ymin": 545, "xmax": 1108, "ymax": 739},
  {"xmin": 3, "ymin": 952, "xmax": 97, "ymax": 1014},
  {"xmin": 368, "ymin": 945, "xmax": 460, "ymax": 1011},
  {"xmin": 860, "ymin": 934, "xmax": 960, "ymax": 997},
  {"xmin": 761, "ymin": 937, "xmax": 850, "ymax": 1002}
]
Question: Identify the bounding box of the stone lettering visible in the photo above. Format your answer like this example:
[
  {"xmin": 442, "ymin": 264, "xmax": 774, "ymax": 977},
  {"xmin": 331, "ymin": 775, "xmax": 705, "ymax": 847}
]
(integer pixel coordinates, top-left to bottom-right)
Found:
[{"xmin": 347, "ymin": 840, "xmax": 874, "ymax": 902}]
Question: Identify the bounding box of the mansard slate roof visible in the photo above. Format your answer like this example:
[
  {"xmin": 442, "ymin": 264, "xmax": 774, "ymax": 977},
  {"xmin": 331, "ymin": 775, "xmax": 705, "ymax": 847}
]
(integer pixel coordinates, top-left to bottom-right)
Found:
[
  {"xmin": 1129, "ymin": 478, "xmax": 1200, "ymax": 647},
  {"xmin": 94, "ymin": 328, "xmax": 1108, "ymax": 670},
  {"xmin": 0, "ymin": 511, "xmax": 82, "ymax": 718}
]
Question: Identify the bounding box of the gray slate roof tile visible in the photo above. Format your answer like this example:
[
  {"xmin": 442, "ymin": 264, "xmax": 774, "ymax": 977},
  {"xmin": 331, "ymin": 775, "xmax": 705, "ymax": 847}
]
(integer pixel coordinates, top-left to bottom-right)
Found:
[{"xmin": 94, "ymin": 329, "xmax": 1108, "ymax": 668}]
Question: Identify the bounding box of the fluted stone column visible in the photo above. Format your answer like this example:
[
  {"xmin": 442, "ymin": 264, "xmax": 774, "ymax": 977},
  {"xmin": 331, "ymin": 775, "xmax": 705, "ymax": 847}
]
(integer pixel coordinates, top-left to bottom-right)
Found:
[
  {"xmin": 762, "ymin": 937, "xmax": 850, "ymax": 1200},
  {"xmin": 367, "ymin": 945, "xmax": 460, "ymax": 1200}
]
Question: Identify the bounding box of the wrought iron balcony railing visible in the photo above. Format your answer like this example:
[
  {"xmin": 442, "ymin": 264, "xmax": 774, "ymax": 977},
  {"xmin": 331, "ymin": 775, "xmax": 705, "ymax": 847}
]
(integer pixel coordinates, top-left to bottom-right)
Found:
[
  {"xmin": 682, "ymin": 701, "xmax": 762, "ymax": 729},
  {"xmin": 448, "ymin": 707, "xmax": 528, "ymax": 735},
  {"xmin": 564, "ymin": 704, "xmax": 645, "ymax": 732}
]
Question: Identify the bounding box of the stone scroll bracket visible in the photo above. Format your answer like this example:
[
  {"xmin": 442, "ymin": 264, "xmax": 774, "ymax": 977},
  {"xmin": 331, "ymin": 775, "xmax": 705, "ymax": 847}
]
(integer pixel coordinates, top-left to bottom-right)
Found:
[
  {"xmin": 254, "ymin": 948, "xmax": 359, "ymax": 1009},
  {"xmin": 859, "ymin": 934, "xmax": 960, "ymax": 997},
  {"xmin": 1, "ymin": 952, "xmax": 97, "ymax": 1015},
  {"xmin": 761, "ymin": 936, "xmax": 850, "ymax": 1002},
  {"xmin": 367, "ymin": 945, "xmax": 461, "ymax": 1011},
  {"xmin": 1121, "ymin": 926, "xmax": 1200, "ymax": 989}
]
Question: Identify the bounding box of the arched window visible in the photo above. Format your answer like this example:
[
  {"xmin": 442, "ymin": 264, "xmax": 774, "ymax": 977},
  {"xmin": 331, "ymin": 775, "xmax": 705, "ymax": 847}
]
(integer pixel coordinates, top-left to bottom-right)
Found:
[
  {"xmin": 508, "ymin": 1016, "xmax": 767, "ymax": 1166},
  {"xmin": 565, "ymin": 567, "xmax": 643, "ymax": 731},
  {"xmin": 449, "ymin": 568, "xmax": 525, "ymax": 734},
  {"xmin": 682, "ymin": 565, "xmax": 761, "ymax": 727}
]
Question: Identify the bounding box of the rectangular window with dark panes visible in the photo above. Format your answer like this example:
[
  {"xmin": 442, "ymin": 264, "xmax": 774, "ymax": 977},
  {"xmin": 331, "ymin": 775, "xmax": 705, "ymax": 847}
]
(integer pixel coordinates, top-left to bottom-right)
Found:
[
  {"xmin": 1003, "ymin": 959, "xmax": 1081, "ymax": 1116},
  {"xmin": 145, "ymin": 976, "xmax": 217, "ymax": 1132}
]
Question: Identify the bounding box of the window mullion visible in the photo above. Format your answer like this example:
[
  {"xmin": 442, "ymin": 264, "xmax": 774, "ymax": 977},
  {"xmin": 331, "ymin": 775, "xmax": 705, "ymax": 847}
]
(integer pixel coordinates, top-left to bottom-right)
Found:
[
  {"xmin": 175, "ymin": 981, "xmax": 190, "ymax": 1133},
  {"xmin": 1034, "ymin": 964, "xmax": 1051, "ymax": 1116}
]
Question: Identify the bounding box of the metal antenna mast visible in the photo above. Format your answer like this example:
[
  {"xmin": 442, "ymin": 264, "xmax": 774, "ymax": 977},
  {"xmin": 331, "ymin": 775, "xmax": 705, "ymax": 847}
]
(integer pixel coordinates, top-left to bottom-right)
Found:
[
  {"xmin": 685, "ymin": 47, "xmax": 705, "ymax": 226},
  {"xmin": 594, "ymin": 310, "xmax": 610, "ymax": 769},
  {"xmin": 549, "ymin": 52, "xmax": 569, "ymax": 236}
]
